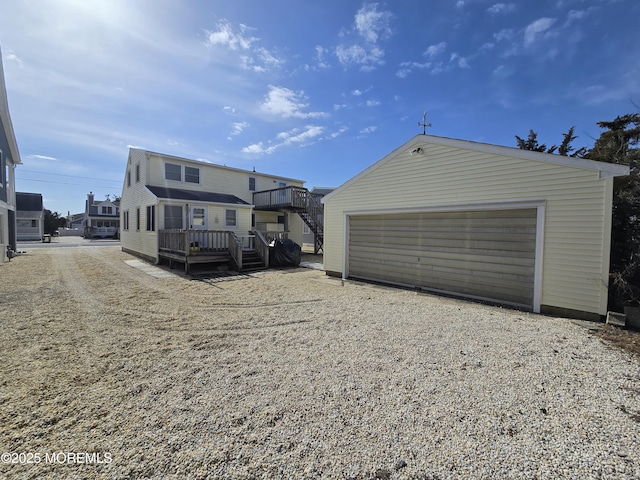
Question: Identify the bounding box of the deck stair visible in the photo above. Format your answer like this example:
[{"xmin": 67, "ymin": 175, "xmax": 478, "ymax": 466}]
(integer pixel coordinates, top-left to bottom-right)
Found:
[{"xmin": 253, "ymin": 186, "xmax": 324, "ymax": 254}]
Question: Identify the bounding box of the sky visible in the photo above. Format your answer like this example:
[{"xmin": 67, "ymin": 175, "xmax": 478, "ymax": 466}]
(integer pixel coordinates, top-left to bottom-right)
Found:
[{"xmin": 1, "ymin": 0, "xmax": 639, "ymax": 216}]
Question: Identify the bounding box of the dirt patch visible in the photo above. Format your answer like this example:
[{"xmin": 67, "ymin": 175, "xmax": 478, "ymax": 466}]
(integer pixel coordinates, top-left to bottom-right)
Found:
[{"xmin": 596, "ymin": 324, "xmax": 640, "ymax": 358}]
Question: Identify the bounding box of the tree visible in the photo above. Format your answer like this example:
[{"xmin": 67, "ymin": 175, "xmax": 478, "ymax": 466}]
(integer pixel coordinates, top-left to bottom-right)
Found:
[
  {"xmin": 44, "ymin": 209, "xmax": 67, "ymax": 235},
  {"xmin": 517, "ymin": 114, "xmax": 640, "ymax": 309},
  {"xmin": 515, "ymin": 126, "xmax": 587, "ymax": 157},
  {"xmin": 586, "ymin": 114, "xmax": 640, "ymax": 309}
]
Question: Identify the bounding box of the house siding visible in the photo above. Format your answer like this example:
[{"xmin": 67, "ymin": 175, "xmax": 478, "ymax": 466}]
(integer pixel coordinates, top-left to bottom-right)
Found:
[
  {"xmin": 121, "ymin": 149, "xmax": 306, "ymax": 262},
  {"xmin": 324, "ymin": 139, "xmax": 619, "ymax": 317},
  {"xmin": 121, "ymin": 149, "xmax": 159, "ymax": 261}
]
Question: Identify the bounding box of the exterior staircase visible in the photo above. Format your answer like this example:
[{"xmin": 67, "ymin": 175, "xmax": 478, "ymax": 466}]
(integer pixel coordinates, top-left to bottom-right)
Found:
[
  {"xmin": 238, "ymin": 249, "xmax": 266, "ymax": 272},
  {"xmin": 253, "ymin": 186, "xmax": 325, "ymax": 254}
]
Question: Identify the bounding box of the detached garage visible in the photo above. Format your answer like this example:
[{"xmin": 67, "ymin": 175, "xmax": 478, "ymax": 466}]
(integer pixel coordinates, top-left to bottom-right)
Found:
[{"xmin": 322, "ymin": 134, "xmax": 629, "ymax": 320}]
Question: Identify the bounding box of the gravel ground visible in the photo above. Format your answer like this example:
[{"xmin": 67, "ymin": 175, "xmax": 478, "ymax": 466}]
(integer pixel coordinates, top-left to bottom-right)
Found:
[{"xmin": 0, "ymin": 246, "xmax": 639, "ymax": 479}]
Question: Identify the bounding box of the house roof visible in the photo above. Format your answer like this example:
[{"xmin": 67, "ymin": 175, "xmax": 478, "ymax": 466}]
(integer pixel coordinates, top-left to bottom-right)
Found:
[
  {"xmin": 146, "ymin": 185, "xmax": 251, "ymax": 206},
  {"xmin": 310, "ymin": 187, "xmax": 335, "ymax": 196},
  {"xmin": 134, "ymin": 148, "xmax": 305, "ymax": 184},
  {"xmin": 323, "ymin": 134, "xmax": 631, "ymax": 204},
  {"xmin": 16, "ymin": 192, "xmax": 43, "ymax": 211}
]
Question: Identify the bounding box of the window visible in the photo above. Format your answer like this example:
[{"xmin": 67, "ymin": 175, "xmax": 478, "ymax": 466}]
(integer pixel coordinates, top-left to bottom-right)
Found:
[
  {"xmin": 185, "ymin": 166, "xmax": 200, "ymax": 184},
  {"xmin": 123, "ymin": 211, "xmax": 129, "ymax": 230},
  {"xmin": 146, "ymin": 205, "xmax": 155, "ymax": 231},
  {"xmin": 225, "ymin": 209, "xmax": 237, "ymax": 227},
  {"xmin": 303, "ymin": 224, "xmax": 311, "ymax": 235},
  {"xmin": 164, "ymin": 205, "xmax": 183, "ymax": 229},
  {"xmin": 0, "ymin": 214, "xmax": 3, "ymax": 243},
  {"xmin": 127, "ymin": 170, "xmax": 131, "ymax": 187},
  {"xmin": 165, "ymin": 163, "xmax": 182, "ymax": 181},
  {"xmin": 101, "ymin": 206, "xmax": 113, "ymax": 214},
  {"xmin": 0, "ymin": 149, "xmax": 4, "ymax": 188},
  {"xmin": 136, "ymin": 208, "xmax": 140, "ymax": 231},
  {"xmin": 249, "ymin": 177, "xmax": 256, "ymax": 191},
  {"xmin": 135, "ymin": 163, "xmax": 140, "ymax": 183}
]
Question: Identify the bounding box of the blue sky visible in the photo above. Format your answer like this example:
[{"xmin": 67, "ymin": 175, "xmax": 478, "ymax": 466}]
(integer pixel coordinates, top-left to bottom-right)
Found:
[{"xmin": 1, "ymin": 0, "xmax": 638, "ymax": 215}]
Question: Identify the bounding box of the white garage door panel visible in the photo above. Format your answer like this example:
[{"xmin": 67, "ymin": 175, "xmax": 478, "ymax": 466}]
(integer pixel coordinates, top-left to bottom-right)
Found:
[{"xmin": 348, "ymin": 209, "xmax": 537, "ymax": 307}]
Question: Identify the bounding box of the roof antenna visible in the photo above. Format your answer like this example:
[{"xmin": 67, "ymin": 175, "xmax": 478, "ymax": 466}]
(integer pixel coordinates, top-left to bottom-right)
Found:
[{"xmin": 418, "ymin": 110, "xmax": 431, "ymax": 135}]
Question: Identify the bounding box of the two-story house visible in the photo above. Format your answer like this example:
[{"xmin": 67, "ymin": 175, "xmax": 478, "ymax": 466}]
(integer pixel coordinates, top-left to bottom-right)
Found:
[
  {"xmin": 120, "ymin": 148, "xmax": 322, "ymax": 273},
  {"xmin": 16, "ymin": 192, "xmax": 44, "ymax": 241},
  {"xmin": 0, "ymin": 47, "xmax": 21, "ymax": 262},
  {"xmin": 83, "ymin": 192, "xmax": 120, "ymax": 238}
]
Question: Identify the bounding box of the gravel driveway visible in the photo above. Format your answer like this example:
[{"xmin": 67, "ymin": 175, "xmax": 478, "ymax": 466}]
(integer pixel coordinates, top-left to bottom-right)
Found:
[{"xmin": 1, "ymin": 246, "xmax": 639, "ymax": 479}]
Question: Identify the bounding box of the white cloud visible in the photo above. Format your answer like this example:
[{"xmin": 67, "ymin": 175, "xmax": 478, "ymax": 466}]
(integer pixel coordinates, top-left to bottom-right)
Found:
[
  {"xmin": 205, "ymin": 19, "xmax": 281, "ymax": 72},
  {"xmin": 333, "ymin": 104, "xmax": 347, "ymax": 110},
  {"xmin": 223, "ymin": 106, "xmax": 237, "ymax": 115},
  {"xmin": 359, "ymin": 126, "xmax": 377, "ymax": 135},
  {"xmin": 334, "ymin": 3, "xmax": 393, "ymax": 72},
  {"xmin": 456, "ymin": 1, "xmax": 465, "ymax": 9},
  {"xmin": 205, "ymin": 20, "xmax": 256, "ymax": 50},
  {"xmin": 524, "ymin": 18, "xmax": 557, "ymax": 46},
  {"xmin": 330, "ymin": 126, "xmax": 348, "ymax": 138},
  {"xmin": 242, "ymin": 125, "xmax": 324, "ymax": 155},
  {"xmin": 335, "ymin": 44, "xmax": 385, "ymax": 71},
  {"xmin": 231, "ymin": 122, "xmax": 249, "ymax": 136},
  {"xmin": 366, "ymin": 99, "xmax": 381, "ymax": 107},
  {"xmin": 424, "ymin": 41, "xmax": 447, "ymax": 58},
  {"xmin": 450, "ymin": 53, "xmax": 470, "ymax": 69},
  {"xmin": 259, "ymin": 85, "xmax": 327, "ymax": 119},
  {"xmin": 487, "ymin": 3, "xmax": 516, "ymax": 15},
  {"xmin": 27, "ymin": 154, "xmax": 57, "ymax": 161},
  {"xmin": 354, "ymin": 3, "xmax": 393, "ymax": 43},
  {"xmin": 352, "ymin": 89, "xmax": 363, "ymax": 96}
]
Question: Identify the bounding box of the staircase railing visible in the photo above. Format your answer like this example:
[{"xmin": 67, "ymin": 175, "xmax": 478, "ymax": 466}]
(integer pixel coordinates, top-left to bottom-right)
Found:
[
  {"xmin": 253, "ymin": 230, "xmax": 270, "ymax": 267},
  {"xmin": 228, "ymin": 232, "xmax": 244, "ymax": 270}
]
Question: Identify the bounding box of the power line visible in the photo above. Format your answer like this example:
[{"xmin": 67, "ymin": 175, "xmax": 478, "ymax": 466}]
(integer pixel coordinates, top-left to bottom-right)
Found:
[
  {"xmin": 16, "ymin": 177, "xmax": 121, "ymax": 189},
  {"xmin": 17, "ymin": 169, "xmax": 122, "ymax": 183}
]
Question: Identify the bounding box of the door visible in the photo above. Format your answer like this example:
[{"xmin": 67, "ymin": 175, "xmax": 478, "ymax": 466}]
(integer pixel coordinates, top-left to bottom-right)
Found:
[
  {"xmin": 348, "ymin": 208, "xmax": 538, "ymax": 309},
  {"xmin": 189, "ymin": 205, "xmax": 208, "ymax": 249}
]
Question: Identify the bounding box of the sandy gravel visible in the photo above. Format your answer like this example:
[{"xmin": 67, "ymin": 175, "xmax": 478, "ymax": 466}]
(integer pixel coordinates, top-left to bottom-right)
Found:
[{"xmin": 0, "ymin": 246, "xmax": 639, "ymax": 479}]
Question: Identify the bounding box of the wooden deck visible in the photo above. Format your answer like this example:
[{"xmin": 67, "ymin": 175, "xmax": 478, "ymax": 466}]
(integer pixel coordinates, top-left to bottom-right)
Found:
[{"xmin": 158, "ymin": 229, "xmax": 268, "ymax": 274}]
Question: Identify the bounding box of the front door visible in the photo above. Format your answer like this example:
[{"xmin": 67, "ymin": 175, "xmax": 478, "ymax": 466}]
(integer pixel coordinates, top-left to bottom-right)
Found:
[
  {"xmin": 189, "ymin": 206, "xmax": 208, "ymax": 250},
  {"xmin": 190, "ymin": 206, "xmax": 208, "ymax": 230}
]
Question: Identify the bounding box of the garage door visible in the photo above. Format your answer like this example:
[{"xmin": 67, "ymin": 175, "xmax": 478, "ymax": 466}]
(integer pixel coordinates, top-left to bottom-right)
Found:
[{"xmin": 348, "ymin": 208, "xmax": 537, "ymax": 308}]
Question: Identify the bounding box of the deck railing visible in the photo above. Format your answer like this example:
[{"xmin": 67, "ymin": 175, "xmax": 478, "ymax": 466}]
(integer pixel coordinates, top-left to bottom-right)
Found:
[
  {"xmin": 159, "ymin": 229, "xmax": 232, "ymax": 256},
  {"xmin": 253, "ymin": 186, "xmax": 309, "ymax": 210}
]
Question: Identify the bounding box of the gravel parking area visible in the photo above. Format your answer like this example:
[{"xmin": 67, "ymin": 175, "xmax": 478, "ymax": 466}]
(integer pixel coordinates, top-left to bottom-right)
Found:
[{"xmin": 1, "ymin": 246, "xmax": 639, "ymax": 479}]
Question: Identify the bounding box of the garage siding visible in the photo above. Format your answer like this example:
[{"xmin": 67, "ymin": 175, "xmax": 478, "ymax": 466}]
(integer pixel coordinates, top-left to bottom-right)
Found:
[
  {"xmin": 348, "ymin": 209, "xmax": 537, "ymax": 307},
  {"xmin": 323, "ymin": 137, "xmax": 623, "ymax": 316}
]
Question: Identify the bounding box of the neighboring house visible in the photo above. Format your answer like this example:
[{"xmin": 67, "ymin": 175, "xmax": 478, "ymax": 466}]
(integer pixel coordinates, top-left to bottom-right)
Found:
[
  {"xmin": 323, "ymin": 134, "xmax": 629, "ymax": 320},
  {"xmin": 120, "ymin": 148, "xmax": 320, "ymax": 273},
  {"xmin": 83, "ymin": 192, "xmax": 120, "ymax": 238},
  {"xmin": 302, "ymin": 187, "xmax": 333, "ymax": 253},
  {"xmin": 16, "ymin": 192, "xmax": 43, "ymax": 241},
  {"xmin": 67, "ymin": 212, "xmax": 85, "ymax": 230},
  {"xmin": 0, "ymin": 47, "xmax": 21, "ymax": 262}
]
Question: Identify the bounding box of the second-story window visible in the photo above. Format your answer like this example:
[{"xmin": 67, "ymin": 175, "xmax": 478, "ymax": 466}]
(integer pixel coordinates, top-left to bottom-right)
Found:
[
  {"xmin": 135, "ymin": 163, "xmax": 140, "ymax": 183},
  {"xmin": 249, "ymin": 177, "xmax": 256, "ymax": 191},
  {"xmin": 102, "ymin": 206, "xmax": 113, "ymax": 215},
  {"xmin": 165, "ymin": 163, "xmax": 182, "ymax": 181},
  {"xmin": 185, "ymin": 166, "xmax": 200, "ymax": 184}
]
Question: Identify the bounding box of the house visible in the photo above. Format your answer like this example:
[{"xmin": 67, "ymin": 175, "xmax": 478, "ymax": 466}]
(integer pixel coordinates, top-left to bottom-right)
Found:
[
  {"xmin": 0, "ymin": 47, "xmax": 21, "ymax": 262},
  {"xmin": 16, "ymin": 192, "xmax": 43, "ymax": 241},
  {"xmin": 322, "ymin": 134, "xmax": 630, "ymax": 320},
  {"xmin": 67, "ymin": 212, "xmax": 85, "ymax": 230},
  {"xmin": 302, "ymin": 187, "xmax": 333, "ymax": 253},
  {"xmin": 83, "ymin": 192, "xmax": 120, "ymax": 238},
  {"xmin": 120, "ymin": 148, "xmax": 322, "ymax": 273}
]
